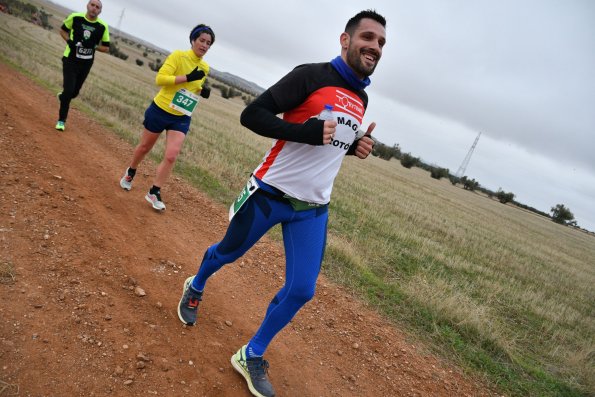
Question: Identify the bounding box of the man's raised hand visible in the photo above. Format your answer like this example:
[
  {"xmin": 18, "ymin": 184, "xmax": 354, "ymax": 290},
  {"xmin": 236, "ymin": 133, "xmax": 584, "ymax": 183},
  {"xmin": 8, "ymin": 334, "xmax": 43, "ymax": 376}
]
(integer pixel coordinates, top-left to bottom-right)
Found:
[{"xmin": 355, "ymin": 122, "xmax": 376, "ymax": 159}]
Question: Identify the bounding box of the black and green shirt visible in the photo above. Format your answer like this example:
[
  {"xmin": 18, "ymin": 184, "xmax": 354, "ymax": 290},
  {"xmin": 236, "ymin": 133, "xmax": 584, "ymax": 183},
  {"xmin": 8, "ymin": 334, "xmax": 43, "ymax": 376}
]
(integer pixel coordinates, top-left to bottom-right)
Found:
[{"xmin": 61, "ymin": 12, "xmax": 110, "ymax": 62}]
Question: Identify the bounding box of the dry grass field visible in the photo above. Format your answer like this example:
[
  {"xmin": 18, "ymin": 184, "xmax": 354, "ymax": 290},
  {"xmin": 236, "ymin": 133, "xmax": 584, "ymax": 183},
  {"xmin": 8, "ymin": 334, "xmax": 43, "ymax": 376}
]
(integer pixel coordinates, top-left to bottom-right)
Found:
[{"xmin": 1, "ymin": 7, "xmax": 594, "ymax": 396}]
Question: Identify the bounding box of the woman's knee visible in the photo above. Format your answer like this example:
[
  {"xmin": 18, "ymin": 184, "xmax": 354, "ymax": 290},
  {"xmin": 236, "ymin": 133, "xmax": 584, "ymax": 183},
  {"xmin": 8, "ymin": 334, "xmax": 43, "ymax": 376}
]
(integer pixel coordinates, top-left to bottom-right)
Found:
[
  {"xmin": 164, "ymin": 150, "xmax": 179, "ymax": 164},
  {"xmin": 136, "ymin": 143, "xmax": 153, "ymax": 155}
]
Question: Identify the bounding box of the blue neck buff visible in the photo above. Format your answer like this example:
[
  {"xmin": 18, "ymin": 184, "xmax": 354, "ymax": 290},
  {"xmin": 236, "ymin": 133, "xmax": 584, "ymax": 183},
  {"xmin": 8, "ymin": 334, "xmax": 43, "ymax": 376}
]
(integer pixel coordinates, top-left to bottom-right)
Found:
[{"xmin": 330, "ymin": 56, "xmax": 371, "ymax": 90}]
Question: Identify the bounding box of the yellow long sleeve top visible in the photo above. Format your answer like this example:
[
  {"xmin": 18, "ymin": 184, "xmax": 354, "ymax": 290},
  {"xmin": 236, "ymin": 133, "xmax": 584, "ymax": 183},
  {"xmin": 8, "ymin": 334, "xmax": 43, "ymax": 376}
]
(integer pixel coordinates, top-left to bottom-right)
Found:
[{"xmin": 153, "ymin": 49, "xmax": 209, "ymax": 116}]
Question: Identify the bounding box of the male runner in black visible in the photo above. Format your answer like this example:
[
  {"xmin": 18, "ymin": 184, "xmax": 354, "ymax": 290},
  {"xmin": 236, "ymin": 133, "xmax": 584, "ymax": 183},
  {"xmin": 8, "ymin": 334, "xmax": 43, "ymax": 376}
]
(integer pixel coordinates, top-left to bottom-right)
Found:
[{"xmin": 55, "ymin": 0, "xmax": 110, "ymax": 131}]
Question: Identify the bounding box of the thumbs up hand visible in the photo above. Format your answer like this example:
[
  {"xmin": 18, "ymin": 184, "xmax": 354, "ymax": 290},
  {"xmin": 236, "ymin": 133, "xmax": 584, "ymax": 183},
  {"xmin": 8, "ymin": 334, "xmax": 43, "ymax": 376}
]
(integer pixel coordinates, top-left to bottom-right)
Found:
[
  {"xmin": 355, "ymin": 122, "xmax": 376, "ymax": 159},
  {"xmin": 185, "ymin": 67, "xmax": 206, "ymax": 82}
]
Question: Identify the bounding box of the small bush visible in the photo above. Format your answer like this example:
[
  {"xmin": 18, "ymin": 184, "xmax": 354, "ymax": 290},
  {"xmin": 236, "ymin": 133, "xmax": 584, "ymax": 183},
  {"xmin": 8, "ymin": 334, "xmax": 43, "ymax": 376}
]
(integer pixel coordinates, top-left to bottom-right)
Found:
[
  {"xmin": 461, "ymin": 176, "xmax": 479, "ymax": 191},
  {"xmin": 495, "ymin": 189, "xmax": 515, "ymax": 204},
  {"xmin": 430, "ymin": 167, "xmax": 449, "ymax": 180},
  {"xmin": 108, "ymin": 42, "xmax": 129, "ymax": 61},
  {"xmin": 550, "ymin": 204, "xmax": 576, "ymax": 225},
  {"xmin": 400, "ymin": 153, "xmax": 418, "ymax": 169}
]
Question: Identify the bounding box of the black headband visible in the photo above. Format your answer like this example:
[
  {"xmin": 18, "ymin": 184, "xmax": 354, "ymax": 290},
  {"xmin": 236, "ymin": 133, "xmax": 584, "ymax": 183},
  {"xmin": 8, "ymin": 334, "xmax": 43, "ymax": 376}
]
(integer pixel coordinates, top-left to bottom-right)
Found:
[{"xmin": 190, "ymin": 26, "xmax": 214, "ymax": 43}]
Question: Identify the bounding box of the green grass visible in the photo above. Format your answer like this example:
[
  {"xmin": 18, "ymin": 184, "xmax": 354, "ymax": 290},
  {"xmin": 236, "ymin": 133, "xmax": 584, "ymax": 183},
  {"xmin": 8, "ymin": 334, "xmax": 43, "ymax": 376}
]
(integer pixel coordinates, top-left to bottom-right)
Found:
[{"xmin": 2, "ymin": 10, "xmax": 594, "ymax": 397}]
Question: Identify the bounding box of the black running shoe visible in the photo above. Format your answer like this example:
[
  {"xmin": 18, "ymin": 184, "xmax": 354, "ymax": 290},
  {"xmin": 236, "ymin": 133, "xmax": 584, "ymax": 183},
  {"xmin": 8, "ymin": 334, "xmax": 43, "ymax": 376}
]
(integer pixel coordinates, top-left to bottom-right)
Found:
[{"xmin": 177, "ymin": 276, "xmax": 202, "ymax": 325}]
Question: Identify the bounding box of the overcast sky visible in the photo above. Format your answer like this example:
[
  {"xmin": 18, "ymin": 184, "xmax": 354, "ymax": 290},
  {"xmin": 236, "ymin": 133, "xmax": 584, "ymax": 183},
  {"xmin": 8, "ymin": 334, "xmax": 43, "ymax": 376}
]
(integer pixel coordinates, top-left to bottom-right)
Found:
[{"xmin": 51, "ymin": 0, "xmax": 595, "ymax": 232}]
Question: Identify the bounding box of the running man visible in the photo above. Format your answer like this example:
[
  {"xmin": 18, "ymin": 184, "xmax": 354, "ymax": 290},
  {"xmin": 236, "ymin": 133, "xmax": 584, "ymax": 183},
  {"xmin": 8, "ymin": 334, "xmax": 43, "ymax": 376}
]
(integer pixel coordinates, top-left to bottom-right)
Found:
[
  {"xmin": 118, "ymin": 24, "xmax": 213, "ymax": 211},
  {"xmin": 55, "ymin": 0, "xmax": 110, "ymax": 131},
  {"xmin": 177, "ymin": 10, "xmax": 386, "ymax": 397}
]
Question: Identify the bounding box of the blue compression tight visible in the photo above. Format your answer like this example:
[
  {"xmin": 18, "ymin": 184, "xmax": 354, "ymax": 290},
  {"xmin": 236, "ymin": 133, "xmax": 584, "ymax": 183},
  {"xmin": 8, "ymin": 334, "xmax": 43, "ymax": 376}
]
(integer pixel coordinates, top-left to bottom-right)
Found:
[{"xmin": 191, "ymin": 189, "xmax": 328, "ymax": 357}]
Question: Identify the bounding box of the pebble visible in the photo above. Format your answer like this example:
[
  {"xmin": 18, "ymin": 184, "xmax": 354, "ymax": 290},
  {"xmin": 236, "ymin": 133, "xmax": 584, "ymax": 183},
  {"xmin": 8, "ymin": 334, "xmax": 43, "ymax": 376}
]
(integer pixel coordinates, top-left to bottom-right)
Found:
[
  {"xmin": 134, "ymin": 286, "xmax": 146, "ymax": 296},
  {"xmin": 137, "ymin": 353, "xmax": 150, "ymax": 361},
  {"xmin": 160, "ymin": 359, "xmax": 170, "ymax": 372}
]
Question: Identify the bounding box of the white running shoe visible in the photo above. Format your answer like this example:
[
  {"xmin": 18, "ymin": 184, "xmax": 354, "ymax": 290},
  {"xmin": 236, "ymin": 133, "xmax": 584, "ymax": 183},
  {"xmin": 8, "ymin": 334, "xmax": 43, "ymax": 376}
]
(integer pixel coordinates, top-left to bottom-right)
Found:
[
  {"xmin": 120, "ymin": 168, "xmax": 134, "ymax": 191},
  {"xmin": 145, "ymin": 191, "xmax": 166, "ymax": 211}
]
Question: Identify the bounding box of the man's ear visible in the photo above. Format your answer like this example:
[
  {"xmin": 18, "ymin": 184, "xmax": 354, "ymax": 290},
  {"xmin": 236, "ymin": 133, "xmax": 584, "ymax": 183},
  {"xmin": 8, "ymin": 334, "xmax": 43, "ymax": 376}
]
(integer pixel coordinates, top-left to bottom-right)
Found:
[{"xmin": 340, "ymin": 32, "xmax": 350, "ymax": 50}]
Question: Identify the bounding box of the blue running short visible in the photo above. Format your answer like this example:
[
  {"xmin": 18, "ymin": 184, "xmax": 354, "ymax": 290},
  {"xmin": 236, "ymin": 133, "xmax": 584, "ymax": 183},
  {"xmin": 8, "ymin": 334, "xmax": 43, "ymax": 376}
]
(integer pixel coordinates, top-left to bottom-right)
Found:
[{"xmin": 143, "ymin": 101, "xmax": 191, "ymax": 134}]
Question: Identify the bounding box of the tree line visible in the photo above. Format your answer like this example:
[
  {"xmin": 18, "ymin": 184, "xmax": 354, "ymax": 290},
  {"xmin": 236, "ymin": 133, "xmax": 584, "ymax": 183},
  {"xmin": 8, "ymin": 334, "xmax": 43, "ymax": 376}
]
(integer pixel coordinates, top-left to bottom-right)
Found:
[{"xmin": 370, "ymin": 138, "xmax": 579, "ymax": 229}]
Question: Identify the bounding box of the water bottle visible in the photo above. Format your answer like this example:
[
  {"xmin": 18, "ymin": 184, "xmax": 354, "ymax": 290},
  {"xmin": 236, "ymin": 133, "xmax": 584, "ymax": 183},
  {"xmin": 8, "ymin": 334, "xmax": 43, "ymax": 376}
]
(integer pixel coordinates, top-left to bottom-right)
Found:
[{"xmin": 318, "ymin": 104, "xmax": 334, "ymax": 121}]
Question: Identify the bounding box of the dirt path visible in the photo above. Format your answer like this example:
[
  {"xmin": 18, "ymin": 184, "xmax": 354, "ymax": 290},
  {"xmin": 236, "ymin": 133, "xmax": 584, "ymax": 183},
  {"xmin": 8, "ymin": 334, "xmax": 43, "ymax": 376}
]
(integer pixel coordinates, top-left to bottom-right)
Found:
[{"xmin": 0, "ymin": 62, "xmax": 497, "ymax": 397}]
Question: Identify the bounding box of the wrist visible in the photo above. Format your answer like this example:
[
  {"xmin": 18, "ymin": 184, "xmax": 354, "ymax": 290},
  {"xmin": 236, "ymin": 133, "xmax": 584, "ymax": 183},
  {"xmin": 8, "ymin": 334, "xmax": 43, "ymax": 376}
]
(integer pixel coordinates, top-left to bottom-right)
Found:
[{"xmin": 300, "ymin": 118, "xmax": 325, "ymax": 145}]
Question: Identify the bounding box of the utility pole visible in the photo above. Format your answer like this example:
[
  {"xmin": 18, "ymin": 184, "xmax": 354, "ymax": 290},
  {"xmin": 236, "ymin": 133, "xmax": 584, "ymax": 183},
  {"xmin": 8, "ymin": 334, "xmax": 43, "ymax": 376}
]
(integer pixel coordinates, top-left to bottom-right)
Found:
[
  {"xmin": 115, "ymin": 8, "xmax": 125, "ymax": 42},
  {"xmin": 455, "ymin": 132, "xmax": 481, "ymax": 178}
]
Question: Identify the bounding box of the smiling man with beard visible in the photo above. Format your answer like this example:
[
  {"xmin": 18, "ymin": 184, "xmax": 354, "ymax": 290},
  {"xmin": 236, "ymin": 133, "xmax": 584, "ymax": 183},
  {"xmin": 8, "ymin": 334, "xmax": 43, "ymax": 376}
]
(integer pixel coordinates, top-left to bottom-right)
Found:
[{"xmin": 177, "ymin": 10, "xmax": 386, "ymax": 397}]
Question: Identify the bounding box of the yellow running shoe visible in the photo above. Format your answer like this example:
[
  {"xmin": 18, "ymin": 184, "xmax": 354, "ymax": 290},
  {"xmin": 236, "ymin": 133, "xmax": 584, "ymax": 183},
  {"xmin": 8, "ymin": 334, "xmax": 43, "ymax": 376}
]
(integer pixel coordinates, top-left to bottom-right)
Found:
[{"xmin": 231, "ymin": 345, "xmax": 276, "ymax": 397}]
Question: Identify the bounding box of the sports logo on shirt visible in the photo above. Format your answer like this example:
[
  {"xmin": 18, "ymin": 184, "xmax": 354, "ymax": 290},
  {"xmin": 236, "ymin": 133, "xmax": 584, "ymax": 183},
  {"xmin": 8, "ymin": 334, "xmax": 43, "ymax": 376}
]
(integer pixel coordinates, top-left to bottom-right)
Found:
[
  {"xmin": 333, "ymin": 89, "xmax": 364, "ymax": 122},
  {"xmin": 83, "ymin": 29, "xmax": 91, "ymax": 40}
]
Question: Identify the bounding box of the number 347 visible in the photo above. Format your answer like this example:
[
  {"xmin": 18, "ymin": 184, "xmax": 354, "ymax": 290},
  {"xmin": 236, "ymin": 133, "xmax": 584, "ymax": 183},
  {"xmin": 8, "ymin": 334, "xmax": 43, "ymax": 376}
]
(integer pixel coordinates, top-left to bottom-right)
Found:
[{"xmin": 176, "ymin": 97, "xmax": 194, "ymax": 106}]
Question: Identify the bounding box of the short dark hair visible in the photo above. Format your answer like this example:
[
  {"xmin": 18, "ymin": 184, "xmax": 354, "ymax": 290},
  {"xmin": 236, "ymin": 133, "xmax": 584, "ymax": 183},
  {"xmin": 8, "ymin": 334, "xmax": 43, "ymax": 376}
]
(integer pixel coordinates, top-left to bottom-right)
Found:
[
  {"xmin": 189, "ymin": 24, "xmax": 215, "ymax": 45},
  {"xmin": 345, "ymin": 10, "xmax": 386, "ymax": 35}
]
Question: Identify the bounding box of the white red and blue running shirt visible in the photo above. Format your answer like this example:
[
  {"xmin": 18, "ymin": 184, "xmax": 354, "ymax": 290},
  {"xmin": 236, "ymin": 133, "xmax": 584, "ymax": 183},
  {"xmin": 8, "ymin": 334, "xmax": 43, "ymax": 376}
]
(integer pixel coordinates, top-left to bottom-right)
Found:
[{"xmin": 253, "ymin": 62, "xmax": 369, "ymax": 205}]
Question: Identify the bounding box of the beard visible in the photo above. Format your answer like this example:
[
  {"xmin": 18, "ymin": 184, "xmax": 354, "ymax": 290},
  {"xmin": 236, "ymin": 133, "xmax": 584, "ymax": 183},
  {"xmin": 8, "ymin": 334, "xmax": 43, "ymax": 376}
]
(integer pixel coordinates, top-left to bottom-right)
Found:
[{"xmin": 345, "ymin": 45, "xmax": 378, "ymax": 78}]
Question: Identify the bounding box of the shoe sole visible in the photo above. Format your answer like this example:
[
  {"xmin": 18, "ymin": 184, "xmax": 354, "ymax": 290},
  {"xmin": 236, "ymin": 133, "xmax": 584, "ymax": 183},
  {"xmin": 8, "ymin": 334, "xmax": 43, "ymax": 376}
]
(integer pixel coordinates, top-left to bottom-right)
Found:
[
  {"xmin": 231, "ymin": 349, "xmax": 272, "ymax": 397},
  {"xmin": 145, "ymin": 194, "xmax": 165, "ymax": 211},
  {"xmin": 177, "ymin": 276, "xmax": 195, "ymax": 325}
]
